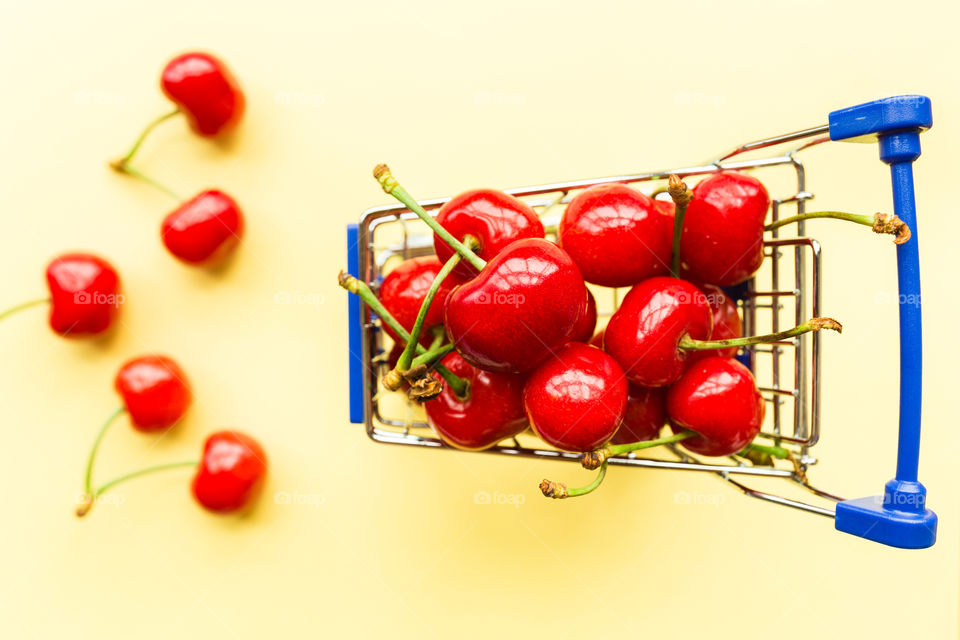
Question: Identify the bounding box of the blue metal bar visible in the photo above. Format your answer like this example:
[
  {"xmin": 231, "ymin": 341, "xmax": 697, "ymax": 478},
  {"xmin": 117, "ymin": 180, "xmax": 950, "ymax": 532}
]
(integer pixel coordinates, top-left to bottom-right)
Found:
[{"xmin": 347, "ymin": 224, "xmax": 364, "ymax": 424}]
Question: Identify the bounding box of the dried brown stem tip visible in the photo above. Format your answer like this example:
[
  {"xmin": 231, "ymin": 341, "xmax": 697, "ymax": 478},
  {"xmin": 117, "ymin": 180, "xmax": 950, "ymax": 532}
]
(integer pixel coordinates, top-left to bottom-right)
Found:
[
  {"xmin": 873, "ymin": 212, "xmax": 912, "ymax": 245},
  {"xmin": 667, "ymin": 174, "xmax": 693, "ymax": 207},
  {"xmin": 372, "ymin": 163, "xmax": 390, "ymax": 180},
  {"xmin": 407, "ymin": 375, "xmax": 443, "ymax": 402},
  {"xmin": 381, "ymin": 369, "xmax": 404, "ymax": 392},
  {"xmin": 338, "ymin": 270, "xmax": 359, "ymax": 293},
  {"xmin": 580, "ymin": 448, "xmax": 608, "ymax": 470},
  {"xmin": 810, "ymin": 317, "xmax": 843, "ymax": 334},
  {"xmin": 75, "ymin": 494, "xmax": 93, "ymax": 518},
  {"xmin": 540, "ymin": 479, "xmax": 569, "ymax": 499}
]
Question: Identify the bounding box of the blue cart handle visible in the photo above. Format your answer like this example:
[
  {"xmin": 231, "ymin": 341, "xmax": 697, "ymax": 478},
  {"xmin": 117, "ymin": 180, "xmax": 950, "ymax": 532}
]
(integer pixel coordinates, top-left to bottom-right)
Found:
[{"xmin": 830, "ymin": 95, "xmax": 937, "ymax": 548}]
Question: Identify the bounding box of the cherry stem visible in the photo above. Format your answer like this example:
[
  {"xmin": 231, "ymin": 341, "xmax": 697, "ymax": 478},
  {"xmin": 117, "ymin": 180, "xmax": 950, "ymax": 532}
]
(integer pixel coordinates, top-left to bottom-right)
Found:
[
  {"xmin": 0, "ymin": 297, "xmax": 49, "ymax": 323},
  {"xmin": 372, "ymin": 164, "xmax": 487, "ymax": 272},
  {"xmin": 741, "ymin": 441, "xmax": 791, "ymax": 460},
  {"xmin": 410, "ymin": 343, "xmax": 456, "ymax": 368},
  {"xmin": 395, "ymin": 246, "xmax": 468, "ymax": 373},
  {"xmin": 679, "ymin": 316, "xmax": 842, "ymax": 351},
  {"xmin": 338, "ymin": 271, "xmax": 469, "ymax": 396},
  {"xmin": 77, "ymin": 460, "xmax": 198, "ymax": 518},
  {"xmin": 667, "ymin": 174, "xmax": 693, "ymax": 277},
  {"xmin": 765, "ymin": 210, "xmax": 911, "ymax": 245},
  {"xmin": 540, "ymin": 461, "xmax": 608, "ymax": 499},
  {"xmin": 110, "ymin": 108, "xmax": 180, "ymax": 170},
  {"xmin": 581, "ymin": 430, "xmax": 696, "ymax": 469},
  {"xmin": 113, "ymin": 164, "xmax": 183, "ymax": 201},
  {"xmin": 82, "ymin": 406, "xmax": 126, "ymax": 499}
]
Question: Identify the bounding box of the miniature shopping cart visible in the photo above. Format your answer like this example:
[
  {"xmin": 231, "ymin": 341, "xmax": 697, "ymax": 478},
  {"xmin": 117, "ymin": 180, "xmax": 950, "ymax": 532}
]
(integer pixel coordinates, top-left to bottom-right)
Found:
[{"xmin": 345, "ymin": 95, "xmax": 937, "ymax": 549}]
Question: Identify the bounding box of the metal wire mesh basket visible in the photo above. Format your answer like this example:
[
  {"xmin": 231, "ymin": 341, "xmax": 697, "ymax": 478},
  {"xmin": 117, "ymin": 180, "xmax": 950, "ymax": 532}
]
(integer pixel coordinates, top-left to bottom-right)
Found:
[{"xmin": 345, "ymin": 95, "xmax": 937, "ymax": 549}]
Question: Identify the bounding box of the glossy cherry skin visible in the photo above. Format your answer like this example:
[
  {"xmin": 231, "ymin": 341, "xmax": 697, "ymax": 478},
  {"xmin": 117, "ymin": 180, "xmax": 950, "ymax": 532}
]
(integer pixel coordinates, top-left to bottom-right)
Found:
[
  {"xmin": 668, "ymin": 356, "xmax": 764, "ymax": 456},
  {"xmin": 114, "ymin": 355, "xmax": 192, "ymax": 432},
  {"xmin": 191, "ymin": 431, "xmax": 267, "ymax": 513},
  {"xmin": 604, "ymin": 277, "xmax": 712, "ymax": 387},
  {"xmin": 610, "ymin": 385, "xmax": 667, "ymax": 445},
  {"xmin": 569, "ymin": 288, "xmax": 598, "ymax": 343},
  {"xmin": 687, "ymin": 284, "xmax": 742, "ymax": 363},
  {"xmin": 379, "ymin": 256, "xmax": 460, "ymax": 347},
  {"xmin": 559, "ymin": 184, "xmax": 674, "ymax": 287},
  {"xmin": 444, "ymin": 238, "xmax": 587, "ymax": 373},
  {"xmin": 161, "ymin": 52, "xmax": 245, "ymax": 137},
  {"xmin": 425, "ymin": 352, "xmax": 528, "ymax": 450},
  {"xmin": 434, "ymin": 189, "xmax": 544, "ymax": 280},
  {"xmin": 679, "ymin": 172, "xmax": 770, "ymax": 286},
  {"xmin": 524, "ymin": 343, "xmax": 627, "ymax": 452},
  {"xmin": 45, "ymin": 253, "xmax": 122, "ymax": 337},
  {"xmin": 162, "ymin": 190, "xmax": 244, "ymax": 267}
]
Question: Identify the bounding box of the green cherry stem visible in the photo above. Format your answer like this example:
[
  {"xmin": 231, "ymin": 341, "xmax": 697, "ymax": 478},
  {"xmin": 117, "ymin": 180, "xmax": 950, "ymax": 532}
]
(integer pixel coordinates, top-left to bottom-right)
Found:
[
  {"xmin": 679, "ymin": 317, "xmax": 842, "ymax": 351},
  {"xmin": 667, "ymin": 174, "xmax": 693, "ymax": 277},
  {"xmin": 410, "ymin": 343, "xmax": 456, "ymax": 369},
  {"xmin": 765, "ymin": 211, "xmax": 911, "ymax": 245},
  {"xmin": 81, "ymin": 406, "xmax": 126, "ymax": 502},
  {"xmin": 113, "ymin": 164, "xmax": 183, "ymax": 201},
  {"xmin": 338, "ymin": 271, "xmax": 468, "ymax": 396},
  {"xmin": 0, "ymin": 297, "xmax": 50, "ymax": 323},
  {"xmin": 581, "ymin": 430, "xmax": 696, "ymax": 469},
  {"xmin": 110, "ymin": 108, "xmax": 180, "ymax": 170},
  {"xmin": 741, "ymin": 441, "xmax": 791, "ymax": 460},
  {"xmin": 76, "ymin": 460, "xmax": 198, "ymax": 518},
  {"xmin": 373, "ymin": 164, "xmax": 487, "ymax": 272},
  {"xmin": 540, "ymin": 461, "xmax": 608, "ymax": 499}
]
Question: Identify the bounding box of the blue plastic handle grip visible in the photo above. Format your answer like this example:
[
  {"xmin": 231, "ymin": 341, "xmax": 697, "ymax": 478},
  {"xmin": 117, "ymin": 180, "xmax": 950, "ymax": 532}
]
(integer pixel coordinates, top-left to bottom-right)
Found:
[
  {"xmin": 347, "ymin": 224, "xmax": 364, "ymax": 424},
  {"xmin": 831, "ymin": 96, "xmax": 937, "ymax": 548}
]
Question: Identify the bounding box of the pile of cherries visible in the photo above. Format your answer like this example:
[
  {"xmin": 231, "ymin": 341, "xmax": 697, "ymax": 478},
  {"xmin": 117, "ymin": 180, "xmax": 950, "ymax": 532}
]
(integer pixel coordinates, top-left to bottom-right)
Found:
[
  {"xmin": 343, "ymin": 165, "xmax": 907, "ymax": 499},
  {"xmin": 1, "ymin": 52, "xmax": 266, "ymax": 517}
]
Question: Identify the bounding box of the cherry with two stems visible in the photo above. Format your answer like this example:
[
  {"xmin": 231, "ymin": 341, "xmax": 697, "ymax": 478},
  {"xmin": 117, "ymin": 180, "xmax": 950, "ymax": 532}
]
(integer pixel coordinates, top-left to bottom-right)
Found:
[{"xmin": 0, "ymin": 253, "xmax": 122, "ymax": 338}]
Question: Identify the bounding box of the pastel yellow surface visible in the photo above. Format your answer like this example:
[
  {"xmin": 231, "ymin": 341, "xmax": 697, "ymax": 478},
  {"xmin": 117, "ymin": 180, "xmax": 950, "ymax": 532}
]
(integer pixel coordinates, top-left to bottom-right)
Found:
[{"xmin": 1, "ymin": 1, "xmax": 958, "ymax": 637}]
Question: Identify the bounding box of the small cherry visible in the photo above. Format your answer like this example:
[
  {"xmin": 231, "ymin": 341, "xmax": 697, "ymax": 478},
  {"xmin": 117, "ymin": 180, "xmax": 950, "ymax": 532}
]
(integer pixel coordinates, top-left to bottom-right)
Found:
[
  {"xmin": 161, "ymin": 190, "xmax": 244, "ymax": 267},
  {"xmin": 610, "ymin": 385, "xmax": 667, "ymax": 445},
  {"xmin": 524, "ymin": 343, "xmax": 627, "ymax": 452},
  {"xmin": 424, "ymin": 352, "xmax": 528, "ymax": 450},
  {"xmin": 192, "ymin": 431, "xmax": 267, "ymax": 513},
  {"xmin": 559, "ymin": 183, "xmax": 674, "ymax": 287},
  {"xmin": 678, "ymin": 171, "xmax": 770, "ymax": 286},
  {"xmin": 604, "ymin": 277, "xmax": 712, "ymax": 387},
  {"xmin": 0, "ymin": 253, "xmax": 126, "ymax": 338},
  {"xmin": 434, "ymin": 188, "xmax": 545, "ymax": 279},
  {"xmin": 687, "ymin": 284, "xmax": 742, "ymax": 362},
  {"xmin": 667, "ymin": 356, "xmax": 765, "ymax": 457},
  {"xmin": 569, "ymin": 288, "xmax": 598, "ymax": 344},
  {"xmin": 378, "ymin": 256, "xmax": 460, "ymax": 347},
  {"xmin": 162, "ymin": 52, "xmax": 245, "ymax": 137},
  {"xmin": 77, "ymin": 355, "xmax": 192, "ymax": 516},
  {"xmin": 444, "ymin": 238, "xmax": 588, "ymax": 373}
]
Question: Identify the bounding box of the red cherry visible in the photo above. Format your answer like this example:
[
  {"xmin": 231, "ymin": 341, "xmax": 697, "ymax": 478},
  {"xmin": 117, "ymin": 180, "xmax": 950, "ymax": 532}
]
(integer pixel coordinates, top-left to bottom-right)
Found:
[
  {"xmin": 588, "ymin": 329, "xmax": 604, "ymax": 348},
  {"xmin": 161, "ymin": 190, "xmax": 244, "ymax": 267},
  {"xmin": 568, "ymin": 288, "xmax": 598, "ymax": 343},
  {"xmin": 610, "ymin": 385, "xmax": 667, "ymax": 445},
  {"xmin": 380, "ymin": 256, "xmax": 459, "ymax": 346},
  {"xmin": 45, "ymin": 253, "xmax": 122, "ymax": 337},
  {"xmin": 434, "ymin": 189, "xmax": 544, "ymax": 280},
  {"xmin": 444, "ymin": 238, "xmax": 588, "ymax": 373},
  {"xmin": 161, "ymin": 52, "xmax": 244, "ymax": 137},
  {"xmin": 687, "ymin": 284, "xmax": 742, "ymax": 362},
  {"xmin": 192, "ymin": 431, "xmax": 267, "ymax": 513},
  {"xmin": 524, "ymin": 343, "xmax": 627, "ymax": 452},
  {"xmin": 114, "ymin": 355, "xmax": 192, "ymax": 432},
  {"xmin": 603, "ymin": 277, "xmax": 712, "ymax": 387},
  {"xmin": 667, "ymin": 356, "xmax": 764, "ymax": 456},
  {"xmin": 425, "ymin": 352, "xmax": 527, "ymax": 450},
  {"xmin": 679, "ymin": 172, "xmax": 770, "ymax": 286},
  {"xmin": 559, "ymin": 184, "xmax": 674, "ymax": 287}
]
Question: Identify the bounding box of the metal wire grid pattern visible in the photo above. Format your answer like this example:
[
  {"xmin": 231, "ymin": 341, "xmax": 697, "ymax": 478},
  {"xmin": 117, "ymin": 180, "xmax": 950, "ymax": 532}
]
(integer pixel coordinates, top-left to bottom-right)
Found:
[{"xmin": 354, "ymin": 129, "xmax": 844, "ymax": 516}]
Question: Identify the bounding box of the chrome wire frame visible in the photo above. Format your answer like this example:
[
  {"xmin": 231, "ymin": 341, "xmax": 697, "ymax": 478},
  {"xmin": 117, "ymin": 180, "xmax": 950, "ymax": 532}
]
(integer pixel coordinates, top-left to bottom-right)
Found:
[{"xmin": 356, "ymin": 125, "xmax": 842, "ymax": 517}]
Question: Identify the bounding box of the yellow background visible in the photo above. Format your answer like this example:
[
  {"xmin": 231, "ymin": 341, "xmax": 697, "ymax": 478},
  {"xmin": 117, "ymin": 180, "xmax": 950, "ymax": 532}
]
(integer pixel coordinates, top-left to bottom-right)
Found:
[{"xmin": 2, "ymin": 1, "xmax": 958, "ymax": 637}]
